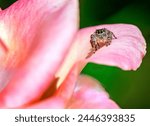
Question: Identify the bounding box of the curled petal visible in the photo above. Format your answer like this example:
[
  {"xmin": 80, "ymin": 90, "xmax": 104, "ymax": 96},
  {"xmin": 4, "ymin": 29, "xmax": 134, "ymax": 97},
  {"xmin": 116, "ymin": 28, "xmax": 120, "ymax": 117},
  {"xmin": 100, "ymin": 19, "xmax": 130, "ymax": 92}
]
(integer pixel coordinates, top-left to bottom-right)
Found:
[
  {"xmin": 76, "ymin": 24, "xmax": 146, "ymax": 70},
  {"xmin": 67, "ymin": 75, "xmax": 119, "ymax": 109},
  {"xmin": 0, "ymin": 0, "xmax": 79, "ymax": 108}
]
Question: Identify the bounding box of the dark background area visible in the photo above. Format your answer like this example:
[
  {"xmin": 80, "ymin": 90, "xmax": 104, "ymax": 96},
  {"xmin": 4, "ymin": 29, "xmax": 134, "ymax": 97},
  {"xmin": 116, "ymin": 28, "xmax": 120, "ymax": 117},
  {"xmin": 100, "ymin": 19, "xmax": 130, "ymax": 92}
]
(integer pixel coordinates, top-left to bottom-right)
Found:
[{"xmin": 0, "ymin": 0, "xmax": 150, "ymax": 108}]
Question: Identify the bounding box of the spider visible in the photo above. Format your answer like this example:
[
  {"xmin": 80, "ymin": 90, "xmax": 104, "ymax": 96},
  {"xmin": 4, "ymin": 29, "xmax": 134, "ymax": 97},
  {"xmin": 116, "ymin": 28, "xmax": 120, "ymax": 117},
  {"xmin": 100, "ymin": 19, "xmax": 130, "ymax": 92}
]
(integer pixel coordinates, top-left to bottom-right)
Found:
[{"xmin": 86, "ymin": 28, "xmax": 117, "ymax": 58}]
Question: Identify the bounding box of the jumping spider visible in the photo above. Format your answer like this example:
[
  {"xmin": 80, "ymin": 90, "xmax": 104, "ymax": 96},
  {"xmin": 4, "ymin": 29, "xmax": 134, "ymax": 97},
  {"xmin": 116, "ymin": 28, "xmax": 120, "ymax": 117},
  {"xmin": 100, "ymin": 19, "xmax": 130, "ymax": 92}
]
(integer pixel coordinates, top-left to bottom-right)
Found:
[{"xmin": 86, "ymin": 28, "xmax": 117, "ymax": 58}]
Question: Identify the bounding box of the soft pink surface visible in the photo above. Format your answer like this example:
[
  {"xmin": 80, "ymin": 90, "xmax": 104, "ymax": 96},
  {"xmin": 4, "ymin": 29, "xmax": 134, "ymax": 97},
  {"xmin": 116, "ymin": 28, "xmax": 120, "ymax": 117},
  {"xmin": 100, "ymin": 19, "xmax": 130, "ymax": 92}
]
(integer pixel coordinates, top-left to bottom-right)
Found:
[
  {"xmin": 67, "ymin": 75, "xmax": 119, "ymax": 109},
  {"xmin": 77, "ymin": 24, "xmax": 146, "ymax": 70},
  {"xmin": 0, "ymin": 0, "xmax": 78, "ymax": 108},
  {"xmin": 27, "ymin": 68, "xmax": 119, "ymax": 109},
  {"xmin": 27, "ymin": 63, "xmax": 78, "ymax": 108}
]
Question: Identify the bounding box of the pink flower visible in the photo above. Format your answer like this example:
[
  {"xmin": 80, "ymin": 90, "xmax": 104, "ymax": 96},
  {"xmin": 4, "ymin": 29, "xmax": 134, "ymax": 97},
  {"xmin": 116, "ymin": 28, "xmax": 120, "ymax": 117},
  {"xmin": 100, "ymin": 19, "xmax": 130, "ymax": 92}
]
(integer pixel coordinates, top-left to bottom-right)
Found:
[{"xmin": 0, "ymin": 0, "xmax": 146, "ymax": 108}]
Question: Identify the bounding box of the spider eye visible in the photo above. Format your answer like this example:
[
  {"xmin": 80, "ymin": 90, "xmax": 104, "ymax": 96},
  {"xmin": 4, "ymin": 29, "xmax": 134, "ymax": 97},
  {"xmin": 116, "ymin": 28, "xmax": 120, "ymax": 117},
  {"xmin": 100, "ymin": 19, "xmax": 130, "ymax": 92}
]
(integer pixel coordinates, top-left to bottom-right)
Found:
[
  {"xmin": 96, "ymin": 30, "xmax": 101, "ymax": 34},
  {"xmin": 101, "ymin": 29, "xmax": 105, "ymax": 33},
  {"xmin": 96, "ymin": 29, "xmax": 105, "ymax": 34}
]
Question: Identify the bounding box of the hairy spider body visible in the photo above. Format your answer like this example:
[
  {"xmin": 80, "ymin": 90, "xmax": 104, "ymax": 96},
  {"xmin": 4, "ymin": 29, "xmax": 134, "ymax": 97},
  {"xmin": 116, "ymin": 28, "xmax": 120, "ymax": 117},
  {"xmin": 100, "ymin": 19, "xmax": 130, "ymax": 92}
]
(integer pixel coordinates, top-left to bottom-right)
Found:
[{"xmin": 86, "ymin": 28, "xmax": 117, "ymax": 58}]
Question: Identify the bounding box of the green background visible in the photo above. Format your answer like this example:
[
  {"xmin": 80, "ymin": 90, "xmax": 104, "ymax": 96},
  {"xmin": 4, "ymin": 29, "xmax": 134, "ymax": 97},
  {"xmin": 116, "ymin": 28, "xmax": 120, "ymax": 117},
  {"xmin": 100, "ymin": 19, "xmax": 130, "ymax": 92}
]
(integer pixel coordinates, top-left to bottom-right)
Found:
[{"xmin": 0, "ymin": 0, "xmax": 150, "ymax": 108}]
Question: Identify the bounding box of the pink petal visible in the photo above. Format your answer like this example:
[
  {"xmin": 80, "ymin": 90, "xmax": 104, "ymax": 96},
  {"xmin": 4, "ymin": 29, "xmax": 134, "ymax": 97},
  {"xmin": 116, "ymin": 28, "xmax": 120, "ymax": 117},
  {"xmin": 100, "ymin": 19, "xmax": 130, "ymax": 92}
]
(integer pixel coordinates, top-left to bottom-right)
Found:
[
  {"xmin": 26, "ymin": 63, "xmax": 78, "ymax": 108},
  {"xmin": 26, "ymin": 65, "xmax": 118, "ymax": 109},
  {"xmin": 26, "ymin": 96, "xmax": 65, "ymax": 109},
  {"xmin": 67, "ymin": 75, "xmax": 119, "ymax": 109},
  {"xmin": 76, "ymin": 24, "xmax": 146, "ymax": 70},
  {"xmin": 0, "ymin": 0, "xmax": 79, "ymax": 108}
]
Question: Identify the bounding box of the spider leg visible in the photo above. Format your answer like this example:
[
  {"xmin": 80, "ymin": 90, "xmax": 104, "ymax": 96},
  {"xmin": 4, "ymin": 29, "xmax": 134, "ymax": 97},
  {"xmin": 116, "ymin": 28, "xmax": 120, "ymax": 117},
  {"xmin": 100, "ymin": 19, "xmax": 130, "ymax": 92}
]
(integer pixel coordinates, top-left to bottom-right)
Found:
[
  {"xmin": 94, "ymin": 44, "xmax": 98, "ymax": 51},
  {"xmin": 90, "ymin": 40, "xmax": 95, "ymax": 48},
  {"xmin": 105, "ymin": 40, "xmax": 111, "ymax": 46},
  {"xmin": 86, "ymin": 48, "xmax": 95, "ymax": 59},
  {"xmin": 112, "ymin": 32, "xmax": 117, "ymax": 39}
]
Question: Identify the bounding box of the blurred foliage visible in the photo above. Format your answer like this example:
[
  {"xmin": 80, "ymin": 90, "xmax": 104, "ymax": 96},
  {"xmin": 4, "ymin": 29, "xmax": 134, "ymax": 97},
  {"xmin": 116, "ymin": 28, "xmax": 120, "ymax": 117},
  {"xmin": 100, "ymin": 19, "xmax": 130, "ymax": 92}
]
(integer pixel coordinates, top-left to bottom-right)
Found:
[
  {"xmin": 0, "ymin": 0, "xmax": 16, "ymax": 9},
  {"xmin": 0, "ymin": 0, "xmax": 150, "ymax": 108}
]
